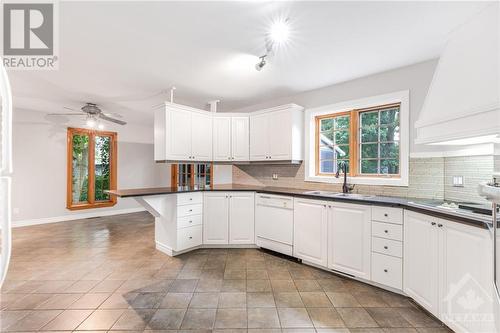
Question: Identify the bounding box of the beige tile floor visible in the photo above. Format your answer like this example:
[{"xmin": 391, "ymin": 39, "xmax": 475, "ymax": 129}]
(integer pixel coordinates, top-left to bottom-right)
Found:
[{"xmin": 0, "ymin": 211, "xmax": 452, "ymax": 333}]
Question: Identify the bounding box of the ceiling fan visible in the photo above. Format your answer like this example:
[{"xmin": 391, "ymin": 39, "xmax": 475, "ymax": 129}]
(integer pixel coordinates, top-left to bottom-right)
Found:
[{"xmin": 48, "ymin": 103, "xmax": 127, "ymax": 128}]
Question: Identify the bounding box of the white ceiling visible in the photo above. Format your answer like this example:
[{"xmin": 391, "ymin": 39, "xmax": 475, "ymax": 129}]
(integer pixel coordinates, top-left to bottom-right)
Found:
[{"xmin": 9, "ymin": 1, "xmax": 490, "ymax": 125}]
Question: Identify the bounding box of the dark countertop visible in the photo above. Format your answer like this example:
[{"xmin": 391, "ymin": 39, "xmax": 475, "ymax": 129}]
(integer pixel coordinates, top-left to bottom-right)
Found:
[{"xmin": 107, "ymin": 184, "xmax": 495, "ymax": 229}]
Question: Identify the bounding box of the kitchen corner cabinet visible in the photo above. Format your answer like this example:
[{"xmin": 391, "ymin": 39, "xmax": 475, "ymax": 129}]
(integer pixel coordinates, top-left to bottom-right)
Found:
[
  {"xmin": 213, "ymin": 116, "xmax": 249, "ymax": 162},
  {"xmin": 293, "ymin": 198, "xmax": 328, "ymax": 267},
  {"xmin": 203, "ymin": 192, "xmax": 254, "ymax": 245},
  {"xmin": 249, "ymin": 104, "xmax": 304, "ymax": 161},
  {"xmin": 154, "ymin": 102, "xmax": 212, "ymax": 162},
  {"xmin": 404, "ymin": 210, "xmax": 494, "ymax": 332},
  {"xmin": 328, "ymin": 202, "xmax": 372, "ymax": 279}
]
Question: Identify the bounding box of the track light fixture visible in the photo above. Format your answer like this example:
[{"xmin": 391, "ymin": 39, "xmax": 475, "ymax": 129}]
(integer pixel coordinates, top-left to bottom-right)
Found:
[
  {"xmin": 255, "ymin": 16, "xmax": 291, "ymax": 71},
  {"xmin": 255, "ymin": 55, "xmax": 267, "ymax": 71}
]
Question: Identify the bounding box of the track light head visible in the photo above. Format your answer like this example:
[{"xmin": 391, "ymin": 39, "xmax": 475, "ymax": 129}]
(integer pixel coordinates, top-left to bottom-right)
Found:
[{"xmin": 255, "ymin": 55, "xmax": 267, "ymax": 71}]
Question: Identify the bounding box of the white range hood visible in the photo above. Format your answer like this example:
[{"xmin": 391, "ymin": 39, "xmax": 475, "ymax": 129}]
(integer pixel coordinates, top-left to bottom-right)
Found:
[{"xmin": 415, "ymin": 4, "xmax": 499, "ymax": 145}]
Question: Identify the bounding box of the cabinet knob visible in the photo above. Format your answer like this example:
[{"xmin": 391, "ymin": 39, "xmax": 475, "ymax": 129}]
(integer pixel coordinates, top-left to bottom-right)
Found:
[
  {"xmin": 438, "ymin": 224, "xmax": 443, "ymax": 228},
  {"xmin": 384, "ymin": 213, "xmax": 388, "ymax": 217},
  {"xmin": 189, "ymin": 220, "xmax": 192, "ymax": 223},
  {"xmin": 384, "ymin": 230, "xmax": 388, "ymax": 233},
  {"xmin": 189, "ymin": 209, "xmax": 192, "ymax": 212},
  {"xmin": 189, "ymin": 198, "xmax": 193, "ymax": 201},
  {"xmin": 384, "ymin": 269, "xmax": 388, "ymax": 273},
  {"xmin": 384, "ymin": 246, "xmax": 388, "ymax": 249},
  {"xmin": 431, "ymin": 222, "xmax": 436, "ymax": 226},
  {"xmin": 189, "ymin": 236, "xmax": 192, "ymax": 239}
]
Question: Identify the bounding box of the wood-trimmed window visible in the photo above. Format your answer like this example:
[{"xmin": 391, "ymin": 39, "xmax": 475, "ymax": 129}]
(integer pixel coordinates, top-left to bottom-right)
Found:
[
  {"xmin": 171, "ymin": 163, "xmax": 214, "ymax": 187},
  {"xmin": 315, "ymin": 103, "xmax": 400, "ymax": 178},
  {"xmin": 67, "ymin": 128, "xmax": 117, "ymax": 210}
]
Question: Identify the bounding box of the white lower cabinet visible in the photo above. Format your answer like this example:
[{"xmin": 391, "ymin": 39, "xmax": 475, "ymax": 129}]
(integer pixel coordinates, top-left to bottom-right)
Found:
[
  {"xmin": 328, "ymin": 202, "xmax": 372, "ymax": 279},
  {"xmin": 203, "ymin": 192, "xmax": 254, "ymax": 245},
  {"xmin": 404, "ymin": 210, "xmax": 494, "ymax": 333},
  {"xmin": 229, "ymin": 192, "xmax": 255, "ymax": 244},
  {"xmin": 293, "ymin": 198, "xmax": 328, "ymax": 267},
  {"xmin": 404, "ymin": 211, "xmax": 440, "ymax": 316}
]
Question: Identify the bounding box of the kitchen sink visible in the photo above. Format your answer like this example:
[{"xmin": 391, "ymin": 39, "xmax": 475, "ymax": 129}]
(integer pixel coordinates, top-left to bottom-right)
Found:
[{"xmin": 303, "ymin": 191, "xmax": 374, "ymax": 199}]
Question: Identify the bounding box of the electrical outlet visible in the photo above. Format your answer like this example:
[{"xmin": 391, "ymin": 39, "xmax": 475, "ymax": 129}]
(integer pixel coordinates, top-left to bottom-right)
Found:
[
  {"xmin": 272, "ymin": 173, "xmax": 278, "ymax": 180},
  {"xmin": 452, "ymin": 176, "xmax": 464, "ymax": 187}
]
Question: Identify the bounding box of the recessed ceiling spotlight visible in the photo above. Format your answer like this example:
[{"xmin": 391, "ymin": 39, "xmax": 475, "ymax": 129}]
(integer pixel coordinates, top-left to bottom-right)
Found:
[
  {"xmin": 255, "ymin": 55, "xmax": 267, "ymax": 71},
  {"xmin": 269, "ymin": 17, "xmax": 290, "ymax": 45}
]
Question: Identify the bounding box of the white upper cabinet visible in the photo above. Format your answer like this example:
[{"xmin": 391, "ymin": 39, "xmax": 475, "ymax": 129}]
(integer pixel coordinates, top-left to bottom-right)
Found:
[
  {"xmin": 328, "ymin": 202, "xmax": 371, "ymax": 279},
  {"xmin": 191, "ymin": 111, "xmax": 213, "ymax": 161},
  {"xmin": 213, "ymin": 115, "xmax": 250, "ymax": 162},
  {"xmin": 231, "ymin": 117, "xmax": 250, "ymax": 161},
  {"xmin": 250, "ymin": 104, "xmax": 304, "ymax": 161},
  {"xmin": 154, "ymin": 102, "xmax": 213, "ymax": 162},
  {"xmin": 403, "ymin": 211, "xmax": 440, "ymax": 317},
  {"xmin": 293, "ymin": 197, "xmax": 328, "ymax": 267}
]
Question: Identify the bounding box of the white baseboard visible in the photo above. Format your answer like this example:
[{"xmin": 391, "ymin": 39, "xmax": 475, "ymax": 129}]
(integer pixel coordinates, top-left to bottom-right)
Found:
[{"xmin": 12, "ymin": 208, "xmax": 146, "ymax": 228}]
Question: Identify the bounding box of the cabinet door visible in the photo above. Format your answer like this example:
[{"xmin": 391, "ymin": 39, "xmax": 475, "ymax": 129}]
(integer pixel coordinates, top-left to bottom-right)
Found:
[
  {"xmin": 268, "ymin": 110, "xmax": 291, "ymax": 160},
  {"xmin": 231, "ymin": 117, "xmax": 249, "ymax": 161},
  {"xmin": 191, "ymin": 112, "xmax": 212, "ymax": 161},
  {"xmin": 167, "ymin": 108, "xmax": 192, "ymax": 160},
  {"xmin": 293, "ymin": 198, "xmax": 328, "ymax": 267},
  {"xmin": 249, "ymin": 113, "xmax": 269, "ymax": 160},
  {"xmin": 203, "ymin": 193, "xmax": 229, "ymax": 244},
  {"xmin": 328, "ymin": 202, "xmax": 371, "ymax": 279},
  {"xmin": 403, "ymin": 211, "xmax": 439, "ymax": 317},
  {"xmin": 229, "ymin": 192, "xmax": 255, "ymax": 244},
  {"xmin": 439, "ymin": 220, "xmax": 494, "ymax": 333},
  {"xmin": 213, "ymin": 117, "xmax": 232, "ymax": 161}
]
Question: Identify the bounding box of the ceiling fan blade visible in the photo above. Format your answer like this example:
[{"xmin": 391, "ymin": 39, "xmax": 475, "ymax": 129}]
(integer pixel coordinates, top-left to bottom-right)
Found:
[
  {"xmin": 47, "ymin": 113, "xmax": 86, "ymax": 116},
  {"xmin": 99, "ymin": 113, "xmax": 127, "ymax": 125},
  {"xmin": 103, "ymin": 112, "xmax": 123, "ymax": 119}
]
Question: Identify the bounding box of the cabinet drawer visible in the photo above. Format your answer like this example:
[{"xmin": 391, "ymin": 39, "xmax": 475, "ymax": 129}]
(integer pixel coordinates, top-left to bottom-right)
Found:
[
  {"xmin": 178, "ymin": 214, "xmax": 202, "ymax": 229},
  {"xmin": 371, "ymin": 252, "xmax": 402, "ymax": 290},
  {"xmin": 177, "ymin": 204, "xmax": 202, "ymax": 217},
  {"xmin": 372, "ymin": 206, "xmax": 403, "ymax": 225},
  {"xmin": 177, "ymin": 225, "xmax": 202, "ymax": 251},
  {"xmin": 372, "ymin": 221, "xmax": 403, "ymax": 241},
  {"xmin": 372, "ymin": 236, "xmax": 402, "ymax": 258},
  {"xmin": 177, "ymin": 192, "xmax": 202, "ymax": 206}
]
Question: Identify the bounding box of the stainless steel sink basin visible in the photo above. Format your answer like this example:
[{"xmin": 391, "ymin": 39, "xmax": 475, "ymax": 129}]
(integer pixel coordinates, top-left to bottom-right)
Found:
[
  {"xmin": 333, "ymin": 193, "xmax": 374, "ymax": 199},
  {"xmin": 303, "ymin": 191, "xmax": 374, "ymax": 199}
]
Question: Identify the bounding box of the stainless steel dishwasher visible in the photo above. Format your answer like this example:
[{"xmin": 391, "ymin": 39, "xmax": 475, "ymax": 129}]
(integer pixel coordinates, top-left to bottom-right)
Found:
[{"xmin": 255, "ymin": 193, "xmax": 294, "ymax": 256}]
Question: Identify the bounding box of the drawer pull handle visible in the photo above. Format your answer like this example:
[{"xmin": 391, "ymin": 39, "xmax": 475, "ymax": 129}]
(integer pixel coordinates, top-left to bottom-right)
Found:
[
  {"xmin": 384, "ymin": 246, "xmax": 388, "ymax": 249},
  {"xmin": 189, "ymin": 236, "xmax": 193, "ymax": 239},
  {"xmin": 189, "ymin": 198, "xmax": 193, "ymax": 201},
  {"xmin": 438, "ymin": 224, "xmax": 443, "ymax": 228},
  {"xmin": 189, "ymin": 221, "xmax": 192, "ymax": 223},
  {"xmin": 189, "ymin": 209, "xmax": 193, "ymax": 212},
  {"xmin": 384, "ymin": 269, "xmax": 388, "ymax": 273},
  {"xmin": 384, "ymin": 230, "xmax": 388, "ymax": 233},
  {"xmin": 384, "ymin": 213, "xmax": 388, "ymax": 217}
]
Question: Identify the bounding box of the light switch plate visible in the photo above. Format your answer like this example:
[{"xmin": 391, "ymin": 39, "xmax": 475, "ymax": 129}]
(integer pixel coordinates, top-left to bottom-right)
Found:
[{"xmin": 452, "ymin": 176, "xmax": 464, "ymax": 187}]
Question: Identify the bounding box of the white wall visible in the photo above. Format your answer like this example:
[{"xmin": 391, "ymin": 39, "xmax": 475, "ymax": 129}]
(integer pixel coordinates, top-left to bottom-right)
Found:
[
  {"xmin": 11, "ymin": 109, "xmax": 170, "ymax": 225},
  {"xmin": 232, "ymin": 59, "xmax": 446, "ymax": 156}
]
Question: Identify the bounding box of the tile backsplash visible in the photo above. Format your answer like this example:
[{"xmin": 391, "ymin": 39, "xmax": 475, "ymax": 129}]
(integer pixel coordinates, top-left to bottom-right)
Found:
[{"xmin": 233, "ymin": 155, "xmax": 494, "ymax": 203}]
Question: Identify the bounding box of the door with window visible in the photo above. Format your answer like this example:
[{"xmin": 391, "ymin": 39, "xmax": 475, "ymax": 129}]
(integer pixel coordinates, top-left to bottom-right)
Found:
[{"xmin": 67, "ymin": 128, "xmax": 117, "ymax": 210}]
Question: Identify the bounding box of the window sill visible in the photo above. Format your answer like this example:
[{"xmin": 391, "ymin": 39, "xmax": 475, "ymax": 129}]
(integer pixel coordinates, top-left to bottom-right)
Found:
[
  {"xmin": 305, "ymin": 174, "xmax": 408, "ymax": 187},
  {"xmin": 67, "ymin": 200, "xmax": 117, "ymax": 211}
]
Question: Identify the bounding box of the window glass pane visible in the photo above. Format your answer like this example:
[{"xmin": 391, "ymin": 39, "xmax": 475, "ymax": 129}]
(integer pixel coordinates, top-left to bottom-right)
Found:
[
  {"xmin": 336, "ymin": 145, "xmax": 350, "ymax": 159},
  {"xmin": 361, "ymin": 126, "xmax": 378, "ymax": 143},
  {"xmin": 320, "ymin": 146, "xmax": 334, "ymax": 160},
  {"xmin": 335, "ymin": 116, "xmax": 350, "ymax": 130},
  {"xmin": 380, "ymin": 159, "xmax": 399, "ymax": 174},
  {"xmin": 335, "ymin": 130, "xmax": 349, "ymax": 145},
  {"xmin": 380, "ymin": 108, "xmax": 399, "ymax": 125},
  {"xmin": 320, "ymin": 131, "xmax": 334, "ymax": 142},
  {"xmin": 72, "ymin": 134, "xmax": 89, "ymax": 204},
  {"xmin": 320, "ymin": 118, "xmax": 333, "ymax": 132},
  {"xmin": 380, "ymin": 125, "xmax": 400, "ymax": 142},
  {"xmin": 95, "ymin": 136, "xmax": 111, "ymax": 201},
  {"xmin": 320, "ymin": 160, "xmax": 334, "ymax": 173},
  {"xmin": 361, "ymin": 143, "xmax": 378, "ymax": 158},
  {"xmin": 360, "ymin": 111, "xmax": 378, "ymax": 127},
  {"xmin": 361, "ymin": 159, "xmax": 378, "ymax": 174},
  {"xmin": 380, "ymin": 142, "xmax": 399, "ymax": 159}
]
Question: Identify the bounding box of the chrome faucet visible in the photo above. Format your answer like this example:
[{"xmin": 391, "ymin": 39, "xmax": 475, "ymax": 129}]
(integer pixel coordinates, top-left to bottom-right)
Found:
[{"xmin": 335, "ymin": 161, "xmax": 354, "ymax": 194}]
